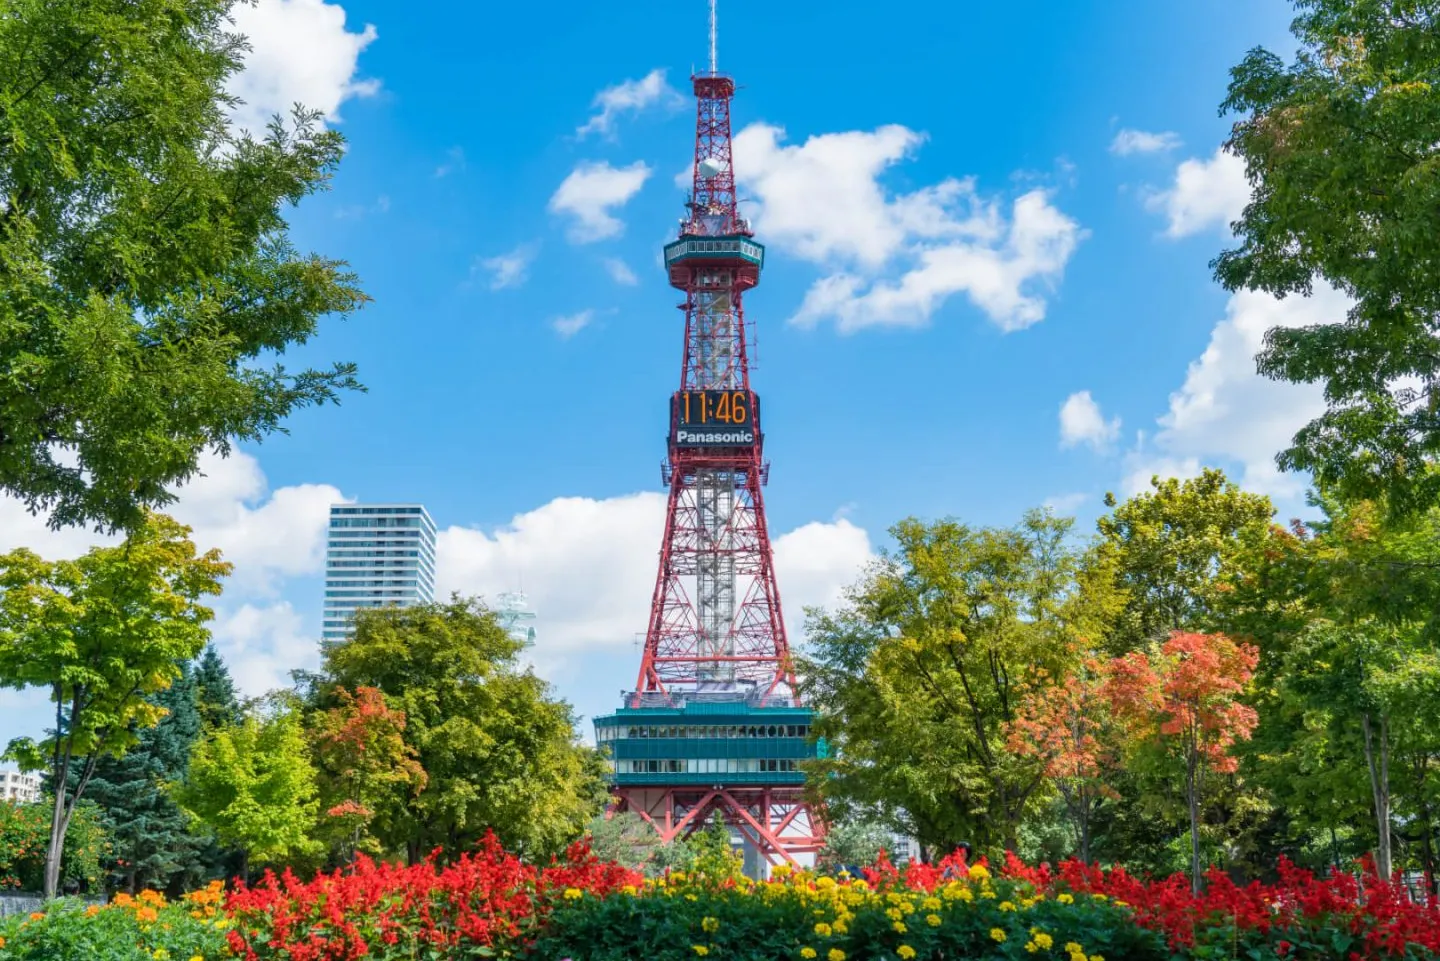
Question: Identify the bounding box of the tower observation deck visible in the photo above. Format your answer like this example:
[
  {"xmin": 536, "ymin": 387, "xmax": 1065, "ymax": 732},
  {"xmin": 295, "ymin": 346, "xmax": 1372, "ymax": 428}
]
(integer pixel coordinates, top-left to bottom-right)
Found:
[{"xmin": 594, "ymin": 1, "xmax": 824, "ymax": 870}]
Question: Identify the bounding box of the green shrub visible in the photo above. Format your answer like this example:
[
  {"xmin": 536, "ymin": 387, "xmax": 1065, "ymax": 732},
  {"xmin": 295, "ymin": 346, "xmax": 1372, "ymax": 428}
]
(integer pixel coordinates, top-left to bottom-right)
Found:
[{"xmin": 0, "ymin": 799, "xmax": 109, "ymax": 894}]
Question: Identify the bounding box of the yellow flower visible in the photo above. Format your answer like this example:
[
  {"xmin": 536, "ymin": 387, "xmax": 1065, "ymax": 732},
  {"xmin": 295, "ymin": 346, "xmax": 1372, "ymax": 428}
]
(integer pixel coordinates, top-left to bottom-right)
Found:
[
  {"xmin": 1092, "ymin": 893, "xmax": 1107, "ymax": 901},
  {"xmin": 1021, "ymin": 898, "xmax": 1037, "ymax": 908},
  {"xmin": 816, "ymin": 876, "xmax": 837, "ymax": 890},
  {"xmin": 990, "ymin": 927, "xmax": 1007, "ymax": 942},
  {"xmin": 849, "ymin": 879, "xmax": 868, "ymax": 892},
  {"xmin": 956, "ymin": 886, "xmax": 974, "ymax": 902},
  {"xmin": 969, "ymin": 864, "xmax": 990, "ymax": 880},
  {"xmin": 898, "ymin": 947, "xmax": 917, "ymax": 960},
  {"xmin": 814, "ymin": 922, "xmax": 832, "ymax": 937},
  {"xmin": 926, "ymin": 913, "xmax": 942, "ymax": 927},
  {"xmin": 999, "ymin": 901, "xmax": 1016, "ymax": 912},
  {"xmin": 189, "ymin": 956, "xmax": 204, "ymax": 961},
  {"xmin": 800, "ymin": 950, "xmax": 817, "ymax": 960},
  {"xmin": 153, "ymin": 950, "xmax": 170, "ymax": 961},
  {"xmin": 833, "ymin": 920, "xmax": 848, "ymax": 935},
  {"xmin": 1064, "ymin": 943, "xmax": 1083, "ymax": 954},
  {"xmin": 1090, "ymin": 956, "xmax": 1105, "ymax": 961},
  {"xmin": 1025, "ymin": 942, "xmax": 1039, "ymax": 954},
  {"xmin": 622, "ymin": 884, "xmax": 637, "ymax": 896},
  {"xmin": 693, "ymin": 947, "xmax": 709, "ymax": 957},
  {"xmin": 563, "ymin": 887, "xmax": 582, "ymax": 900},
  {"xmin": 886, "ymin": 907, "xmax": 903, "ymax": 921},
  {"xmin": 686, "ymin": 894, "xmax": 699, "ymax": 901},
  {"xmin": 828, "ymin": 951, "xmax": 846, "ymax": 961},
  {"xmin": 1057, "ymin": 893, "xmax": 1075, "ymax": 904},
  {"xmin": 702, "ymin": 917, "xmax": 720, "ymax": 933},
  {"xmin": 773, "ymin": 864, "xmax": 792, "ymax": 878},
  {"xmin": 1034, "ymin": 932, "xmax": 1053, "ymax": 950},
  {"xmin": 922, "ymin": 897, "xmax": 942, "ymax": 911},
  {"xmin": 899, "ymin": 901, "xmax": 915, "ymax": 915},
  {"xmin": 892, "ymin": 921, "xmax": 907, "ymax": 934}
]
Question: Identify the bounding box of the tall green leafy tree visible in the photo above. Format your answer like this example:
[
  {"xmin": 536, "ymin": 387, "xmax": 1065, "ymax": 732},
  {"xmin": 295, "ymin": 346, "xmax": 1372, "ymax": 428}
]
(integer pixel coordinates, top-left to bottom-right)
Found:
[
  {"xmin": 72, "ymin": 663, "xmax": 208, "ymax": 893},
  {"xmin": 0, "ymin": 513, "xmax": 228, "ymax": 898},
  {"xmin": 1097, "ymin": 469, "xmax": 1276, "ymax": 652},
  {"xmin": 319, "ymin": 598, "xmax": 608, "ymax": 862},
  {"xmin": 0, "ymin": 0, "xmax": 368, "ymax": 533},
  {"xmin": 174, "ymin": 694, "xmax": 322, "ymax": 880},
  {"xmin": 1217, "ymin": 2, "xmax": 1440, "ymax": 514},
  {"xmin": 802, "ymin": 511, "xmax": 1117, "ymax": 854}
]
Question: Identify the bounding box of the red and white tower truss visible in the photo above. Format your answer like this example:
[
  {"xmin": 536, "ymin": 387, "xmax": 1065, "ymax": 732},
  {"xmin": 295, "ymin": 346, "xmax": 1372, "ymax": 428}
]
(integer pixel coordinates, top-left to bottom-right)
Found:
[{"xmin": 597, "ymin": 1, "xmax": 825, "ymax": 870}]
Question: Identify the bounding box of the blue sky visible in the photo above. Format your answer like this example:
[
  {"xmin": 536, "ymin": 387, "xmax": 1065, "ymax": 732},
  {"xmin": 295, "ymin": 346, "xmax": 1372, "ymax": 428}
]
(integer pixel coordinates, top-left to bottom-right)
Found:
[{"xmin": 2, "ymin": 0, "xmax": 1339, "ymax": 753}]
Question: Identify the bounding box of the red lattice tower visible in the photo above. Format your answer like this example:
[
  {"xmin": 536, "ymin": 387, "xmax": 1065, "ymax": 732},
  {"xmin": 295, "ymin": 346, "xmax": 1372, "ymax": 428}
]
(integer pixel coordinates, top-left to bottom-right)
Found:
[
  {"xmin": 604, "ymin": 5, "xmax": 825, "ymax": 870},
  {"xmin": 636, "ymin": 61, "xmax": 793, "ymax": 707}
]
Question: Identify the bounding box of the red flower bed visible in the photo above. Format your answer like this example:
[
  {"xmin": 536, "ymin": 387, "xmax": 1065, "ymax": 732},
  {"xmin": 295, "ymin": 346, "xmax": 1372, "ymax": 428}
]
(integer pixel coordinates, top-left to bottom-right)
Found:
[
  {"xmin": 223, "ymin": 832, "xmax": 641, "ymax": 961},
  {"xmin": 998, "ymin": 851, "xmax": 1440, "ymax": 960}
]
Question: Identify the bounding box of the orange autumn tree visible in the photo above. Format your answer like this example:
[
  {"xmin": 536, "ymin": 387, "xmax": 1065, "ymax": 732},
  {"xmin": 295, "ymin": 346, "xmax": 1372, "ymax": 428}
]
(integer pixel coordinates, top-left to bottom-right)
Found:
[
  {"xmin": 1008, "ymin": 655, "xmax": 1121, "ymax": 863},
  {"xmin": 311, "ymin": 686, "xmax": 426, "ymax": 863},
  {"xmin": 1107, "ymin": 631, "xmax": 1259, "ymax": 892}
]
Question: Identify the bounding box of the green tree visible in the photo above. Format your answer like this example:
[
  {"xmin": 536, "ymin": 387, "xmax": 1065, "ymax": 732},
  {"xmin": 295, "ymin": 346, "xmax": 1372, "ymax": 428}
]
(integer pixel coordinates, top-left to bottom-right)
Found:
[
  {"xmin": 815, "ymin": 820, "xmax": 894, "ymax": 873},
  {"xmin": 0, "ymin": 0, "xmax": 368, "ymax": 533},
  {"xmin": 802, "ymin": 511, "xmax": 1115, "ymax": 855},
  {"xmin": 175, "ymin": 694, "xmax": 322, "ymax": 879},
  {"xmin": 1217, "ymin": 2, "xmax": 1440, "ymax": 515},
  {"xmin": 319, "ymin": 598, "xmax": 608, "ymax": 862},
  {"xmin": 1097, "ymin": 469, "xmax": 1276, "ymax": 652},
  {"xmin": 193, "ymin": 645, "xmax": 241, "ymax": 730},
  {"xmin": 582, "ymin": 812, "xmax": 673, "ymax": 877},
  {"xmin": 0, "ymin": 513, "xmax": 229, "ymax": 898},
  {"xmin": 73, "ymin": 663, "xmax": 208, "ymax": 893}
]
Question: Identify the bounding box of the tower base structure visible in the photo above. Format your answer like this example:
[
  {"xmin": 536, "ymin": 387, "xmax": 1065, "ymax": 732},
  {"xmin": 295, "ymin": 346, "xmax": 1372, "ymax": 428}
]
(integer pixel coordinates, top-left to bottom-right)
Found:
[{"xmin": 595, "ymin": 693, "xmax": 825, "ymax": 869}]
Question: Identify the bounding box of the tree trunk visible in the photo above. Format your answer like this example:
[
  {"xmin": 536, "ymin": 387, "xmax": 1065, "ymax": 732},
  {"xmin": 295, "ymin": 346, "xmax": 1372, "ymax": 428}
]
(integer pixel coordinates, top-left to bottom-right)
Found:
[
  {"xmin": 43, "ymin": 786, "xmax": 68, "ymax": 899},
  {"xmin": 1361, "ymin": 711, "xmax": 1393, "ymax": 881},
  {"xmin": 1079, "ymin": 796, "xmax": 1092, "ymax": 865},
  {"xmin": 1186, "ymin": 734, "xmax": 1202, "ymax": 894}
]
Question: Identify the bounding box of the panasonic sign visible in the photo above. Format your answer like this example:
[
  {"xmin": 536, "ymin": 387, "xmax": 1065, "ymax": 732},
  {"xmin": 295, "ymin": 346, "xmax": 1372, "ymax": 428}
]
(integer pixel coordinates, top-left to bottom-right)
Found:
[{"xmin": 674, "ymin": 428, "xmax": 756, "ymax": 447}]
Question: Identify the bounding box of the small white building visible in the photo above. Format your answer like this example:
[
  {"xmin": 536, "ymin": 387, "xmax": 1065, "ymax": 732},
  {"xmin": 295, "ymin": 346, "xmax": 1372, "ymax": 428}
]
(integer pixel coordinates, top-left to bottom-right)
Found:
[{"xmin": 0, "ymin": 769, "xmax": 40, "ymax": 804}]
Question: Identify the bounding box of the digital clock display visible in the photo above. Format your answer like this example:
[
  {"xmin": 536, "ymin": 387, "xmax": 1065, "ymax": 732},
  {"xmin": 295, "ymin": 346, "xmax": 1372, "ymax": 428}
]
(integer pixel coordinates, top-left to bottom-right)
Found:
[{"xmin": 671, "ymin": 390, "xmax": 760, "ymax": 447}]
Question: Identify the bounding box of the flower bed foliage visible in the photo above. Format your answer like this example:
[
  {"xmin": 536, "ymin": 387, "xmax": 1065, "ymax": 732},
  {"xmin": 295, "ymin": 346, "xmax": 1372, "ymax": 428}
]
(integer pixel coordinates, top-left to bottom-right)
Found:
[
  {"xmin": 3, "ymin": 837, "xmax": 1439, "ymax": 961},
  {"xmin": 0, "ymin": 882, "xmax": 228, "ymax": 960}
]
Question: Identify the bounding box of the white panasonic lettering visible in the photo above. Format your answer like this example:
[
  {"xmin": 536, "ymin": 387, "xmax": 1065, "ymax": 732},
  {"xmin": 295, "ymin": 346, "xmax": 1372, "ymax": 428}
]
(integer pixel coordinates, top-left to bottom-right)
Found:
[{"xmin": 676, "ymin": 429, "xmax": 755, "ymax": 445}]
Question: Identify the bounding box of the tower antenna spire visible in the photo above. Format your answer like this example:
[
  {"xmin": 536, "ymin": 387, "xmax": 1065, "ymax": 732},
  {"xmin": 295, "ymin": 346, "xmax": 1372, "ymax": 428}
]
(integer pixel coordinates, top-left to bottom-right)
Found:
[{"xmin": 708, "ymin": 0, "xmax": 717, "ymax": 75}]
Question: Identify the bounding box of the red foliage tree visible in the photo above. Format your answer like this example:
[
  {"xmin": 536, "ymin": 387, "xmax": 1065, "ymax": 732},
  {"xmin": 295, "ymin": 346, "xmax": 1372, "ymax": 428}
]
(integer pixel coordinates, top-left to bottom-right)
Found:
[
  {"xmin": 1007, "ymin": 656, "xmax": 1120, "ymax": 863},
  {"xmin": 311, "ymin": 686, "xmax": 427, "ymax": 863},
  {"xmin": 1106, "ymin": 631, "xmax": 1259, "ymax": 892}
]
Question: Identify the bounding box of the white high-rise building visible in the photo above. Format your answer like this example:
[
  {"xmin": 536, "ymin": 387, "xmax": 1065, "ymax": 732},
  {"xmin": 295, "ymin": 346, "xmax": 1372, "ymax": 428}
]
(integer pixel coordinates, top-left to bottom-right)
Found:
[
  {"xmin": 322, "ymin": 504, "xmax": 437, "ymax": 645},
  {"xmin": 0, "ymin": 769, "xmax": 40, "ymax": 803}
]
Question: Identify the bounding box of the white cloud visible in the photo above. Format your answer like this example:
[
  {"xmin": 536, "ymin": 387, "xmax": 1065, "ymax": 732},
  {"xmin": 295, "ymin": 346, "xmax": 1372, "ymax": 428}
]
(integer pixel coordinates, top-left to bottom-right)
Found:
[
  {"xmin": 210, "ymin": 602, "xmax": 319, "ymax": 696},
  {"xmin": 1059, "ymin": 390, "xmax": 1121, "ymax": 451},
  {"xmin": 435, "ymin": 493, "xmax": 872, "ymax": 724},
  {"xmin": 1110, "ymin": 128, "xmax": 1183, "ymax": 156},
  {"xmin": 602, "ymin": 257, "xmax": 639, "ymax": 286},
  {"xmin": 729, "ymin": 123, "xmax": 1085, "ymax": 333},
  {"xmin": 0, "ymin": 449, "xmax": 340, "ymax": 593},
  {"xmin": 1144, "ymin": 147, "xmax": 1249, "ymax": 238},
  {"xmin": 478, "ymin": 243, "xmax": 540, "ymax": 290},
  {"xmin": 551, "ymin": 309, "xmax": 595, "ymax": 339},
  {"xmin": 549, "ymin": 161, "xmax": 652, "ymax": 243},
  {"xmin": 1124, "ymin": 285, "xmax": 1346, "ymax": 498},
  {"xmin": 1042, "ymin": 492, "xmax": 1089, "ymax": 514},
  {"xmin": 434, "ymin": 146, "xmax": 466, "ymax": 178},
  {"xmin": 226, "ymin": 0, "xmax": 379, "ymax": 137},
  {"xmin": 577, "ymin": 68, "xmax": 683, "ymax": 139}
]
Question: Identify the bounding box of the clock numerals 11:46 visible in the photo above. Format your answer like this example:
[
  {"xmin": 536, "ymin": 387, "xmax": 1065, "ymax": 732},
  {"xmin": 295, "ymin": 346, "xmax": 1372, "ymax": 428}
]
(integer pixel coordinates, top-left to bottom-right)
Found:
[{"xmin": 680, "ymin": 390, "xmax": 751, "ymax": 425}]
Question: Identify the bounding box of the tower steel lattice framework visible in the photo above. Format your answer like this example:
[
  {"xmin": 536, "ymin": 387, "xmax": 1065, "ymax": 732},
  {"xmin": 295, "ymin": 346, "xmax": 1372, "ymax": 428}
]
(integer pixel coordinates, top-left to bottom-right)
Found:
[{"xmin": 602, "ymin": 3, "xmax": 825, "ymax": 868}]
